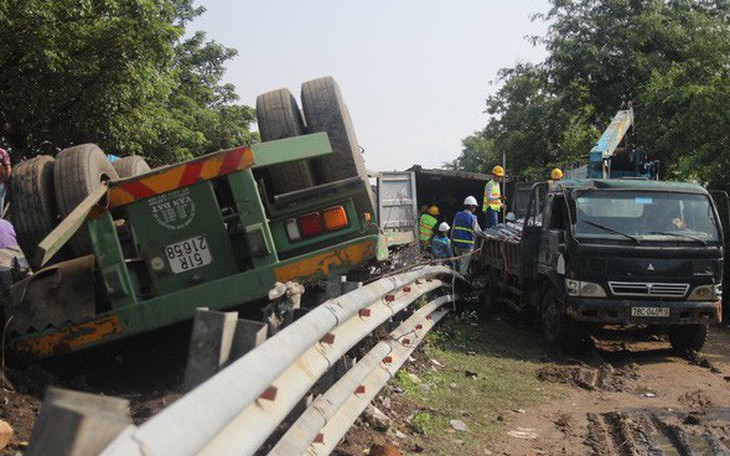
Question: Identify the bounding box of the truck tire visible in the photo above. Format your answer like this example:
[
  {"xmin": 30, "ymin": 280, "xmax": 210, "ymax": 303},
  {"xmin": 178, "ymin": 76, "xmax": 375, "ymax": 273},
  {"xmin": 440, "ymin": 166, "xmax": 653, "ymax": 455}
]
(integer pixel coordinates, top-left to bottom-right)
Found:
[
  {"xmin": 256, "ymin": 88, "xmax": 317, "ymax": 194},
  {"xmin": 300, "ymin": 76, "xmax": 369, "ymax": 183},
  {"xmin": 54, "ymin": 144, "xmax": 119, "ymax": 256},
  {"xmin": 113, "ymin": 156, "xmax": 151, "ymax": 178},
  {"xmin": 541, "ymin": 289, "xmax": 577, "ymax": 349},
  {"xmin": 8, "ymin": 156, "xmax": 68, "ymax": 269},
  {"xmin": 669, "ymin": 324, "xmax": 708, "ymax": 354}
]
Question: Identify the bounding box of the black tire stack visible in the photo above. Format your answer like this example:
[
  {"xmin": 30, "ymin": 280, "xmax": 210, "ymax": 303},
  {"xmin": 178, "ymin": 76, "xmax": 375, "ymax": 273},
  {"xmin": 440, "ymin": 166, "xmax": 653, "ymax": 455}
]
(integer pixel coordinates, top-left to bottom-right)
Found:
[
  {"xmin": 8, "ymin": 156, "xmax": 67, "ymax": 270},
  {"xmin": 256, "ymin": 76, "xmax": 371, "ymax": 194},
  {"xmin": 8, "ymin": 145, "xmax": 151, "ymax": 268},
  {"xmin": 113, "ymin": 156, "xmax": 151, "ymax": 178}
]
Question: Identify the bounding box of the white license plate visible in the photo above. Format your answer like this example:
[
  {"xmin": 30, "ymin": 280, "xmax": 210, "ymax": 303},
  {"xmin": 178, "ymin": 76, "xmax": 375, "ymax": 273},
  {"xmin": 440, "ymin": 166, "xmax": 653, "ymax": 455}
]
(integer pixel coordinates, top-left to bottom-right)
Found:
[
  {"xmin": 165, "ymin": 236, "xmax": 212, "ymax": 274},
  {"xmin": 631, "ymin": 306, "xmax": 670, "ymax": 318}
]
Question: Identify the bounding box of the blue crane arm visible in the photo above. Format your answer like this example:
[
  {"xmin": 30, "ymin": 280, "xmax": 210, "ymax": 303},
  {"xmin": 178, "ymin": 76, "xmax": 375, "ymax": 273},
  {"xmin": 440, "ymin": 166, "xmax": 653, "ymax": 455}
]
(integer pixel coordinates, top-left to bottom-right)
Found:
[{"xmin": 587, "ymin": 108, "xmax": 634, "ymax": 178}]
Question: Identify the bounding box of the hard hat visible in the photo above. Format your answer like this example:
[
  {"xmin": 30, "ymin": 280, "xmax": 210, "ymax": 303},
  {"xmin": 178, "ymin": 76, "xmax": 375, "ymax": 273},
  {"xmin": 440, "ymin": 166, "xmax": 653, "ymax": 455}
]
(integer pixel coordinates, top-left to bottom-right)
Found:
[
  {"xmin": 438, "ymin": 222, "xmax": 450, "ymax": 232},
  {"xmin": 492, "ymin": 165, "xmax": 505, "ymax": 177},
  {"xmin": 551, "ymin": 168, "xmax": 563, "ymax": 180},
  {"xmin": 463, "ymin": 195, "xmax": 478, "ymax": 206},
  {"xmin": 427, "ymin": 205, "xmax": 439, "ymax": 216}
]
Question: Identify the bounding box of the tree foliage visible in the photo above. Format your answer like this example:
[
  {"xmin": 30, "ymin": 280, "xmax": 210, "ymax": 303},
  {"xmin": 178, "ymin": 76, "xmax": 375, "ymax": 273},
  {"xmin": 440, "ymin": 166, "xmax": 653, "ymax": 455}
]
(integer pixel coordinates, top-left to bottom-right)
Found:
[
  {"xmin": 0, "ymin": 0, "xmax": 255, "ymax": 165},
  {"xmin": 454, "ymin": 0, "xmax": 730, "ymax": 190}
]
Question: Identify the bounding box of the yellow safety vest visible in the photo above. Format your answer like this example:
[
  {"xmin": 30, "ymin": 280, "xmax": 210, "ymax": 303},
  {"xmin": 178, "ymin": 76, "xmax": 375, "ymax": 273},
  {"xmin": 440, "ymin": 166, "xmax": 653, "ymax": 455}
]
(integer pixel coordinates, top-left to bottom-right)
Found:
[
  {"xmin": 483, "ymin": 179, "xmax": 502, "ymax": 212},
  {"xmin": 418, "ymin": 213, "xmax": 438, "ymax": 242}
]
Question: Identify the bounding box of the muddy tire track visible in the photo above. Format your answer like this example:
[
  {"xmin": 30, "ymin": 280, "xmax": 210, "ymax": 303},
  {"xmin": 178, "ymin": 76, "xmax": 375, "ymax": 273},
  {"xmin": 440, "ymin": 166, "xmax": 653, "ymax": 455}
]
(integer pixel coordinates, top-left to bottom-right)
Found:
[{"xmin": 586, "ymin": 410, "xmax": 730, "ymax": 456}]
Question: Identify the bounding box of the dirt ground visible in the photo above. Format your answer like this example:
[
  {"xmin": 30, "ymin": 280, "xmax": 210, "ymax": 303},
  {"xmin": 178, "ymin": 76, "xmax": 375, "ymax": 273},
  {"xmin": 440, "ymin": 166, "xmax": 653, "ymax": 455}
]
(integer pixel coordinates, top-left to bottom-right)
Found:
[
  {"xmin": 491, "ymin": 327, "xmax": 730, "ymax": 456},
  {"xmin": 1, "ymin": 320, "xmax": 729, "ymax": 455},
  {"xmin": 0, "ymin": 324, "xmax": 188, "ymax": 455},
  {"xmin": 336, "ymin": 322, "xmax": 730, "ymax": 456}
]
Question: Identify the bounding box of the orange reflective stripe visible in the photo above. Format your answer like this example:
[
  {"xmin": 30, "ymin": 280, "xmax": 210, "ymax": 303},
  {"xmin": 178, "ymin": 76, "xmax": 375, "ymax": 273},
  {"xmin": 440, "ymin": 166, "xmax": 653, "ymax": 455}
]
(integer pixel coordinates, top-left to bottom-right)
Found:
[{"xmin": 108, "ymin": 146, "xmax": 254, "ymax": 208}]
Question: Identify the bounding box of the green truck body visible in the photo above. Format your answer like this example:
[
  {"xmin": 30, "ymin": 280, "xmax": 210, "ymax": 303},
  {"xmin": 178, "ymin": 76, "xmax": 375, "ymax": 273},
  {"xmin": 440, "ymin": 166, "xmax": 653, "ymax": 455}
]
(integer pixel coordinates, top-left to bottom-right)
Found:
[{"xmin": 5, "ymin": 133, "xmax": 382, "ymax": 359}]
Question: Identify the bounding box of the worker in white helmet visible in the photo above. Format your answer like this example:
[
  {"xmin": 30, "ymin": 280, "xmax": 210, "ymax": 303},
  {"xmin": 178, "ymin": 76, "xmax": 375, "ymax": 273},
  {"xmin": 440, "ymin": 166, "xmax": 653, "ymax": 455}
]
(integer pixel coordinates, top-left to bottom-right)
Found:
[
  {"xmin": 431, "ymin": 222, "xmax": 454, "ymax": 265},
  {"xmin": 451, "ymin": 195, "xmax": 486, "ymax": 275}
]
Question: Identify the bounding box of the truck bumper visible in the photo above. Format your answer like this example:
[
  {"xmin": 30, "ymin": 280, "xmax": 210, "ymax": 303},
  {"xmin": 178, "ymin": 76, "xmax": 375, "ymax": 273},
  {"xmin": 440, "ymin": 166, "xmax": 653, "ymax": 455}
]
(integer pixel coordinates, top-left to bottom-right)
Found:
[{"xmin": 565, "ymin": 298, "xmax": 722, "ymax": 325}]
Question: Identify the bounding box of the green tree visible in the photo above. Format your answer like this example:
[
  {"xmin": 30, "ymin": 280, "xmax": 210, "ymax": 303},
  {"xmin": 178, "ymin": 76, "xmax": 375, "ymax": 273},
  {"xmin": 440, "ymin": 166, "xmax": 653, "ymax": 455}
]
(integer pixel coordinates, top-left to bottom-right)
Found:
[
  {"xmin": 455, "ymin": 0, "xmax": 730, "ymax": 190},
  {"xmin": 0, "ymin": 0, "xmax": 255, "ymax": 164}
]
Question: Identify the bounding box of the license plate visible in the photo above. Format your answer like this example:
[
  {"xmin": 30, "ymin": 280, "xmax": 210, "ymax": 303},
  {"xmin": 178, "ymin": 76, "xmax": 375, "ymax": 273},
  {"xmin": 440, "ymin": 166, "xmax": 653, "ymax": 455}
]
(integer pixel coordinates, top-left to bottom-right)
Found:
[
  {"xmin": 164, "ymin": 236, "xmax": 212, "ymax": 274},
  {"xmin": 631, "ymin": 306, "xmax": 670, "ymax": 318}
]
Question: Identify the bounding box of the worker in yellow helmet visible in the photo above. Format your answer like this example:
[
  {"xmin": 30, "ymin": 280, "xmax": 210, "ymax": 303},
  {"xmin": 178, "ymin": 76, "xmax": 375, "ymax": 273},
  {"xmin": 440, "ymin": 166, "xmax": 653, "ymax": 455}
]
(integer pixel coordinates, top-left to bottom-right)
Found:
[
  {"xmin": 483, "ymin": 165, "xmax": 505, "ymax": 229},
  {"xmin": 418, "ymin": 205, "xmax": 439, "ymax": 248},
  {"xmin": 550, "ymin": 168, "xmax": 563, "ymax": 180}
]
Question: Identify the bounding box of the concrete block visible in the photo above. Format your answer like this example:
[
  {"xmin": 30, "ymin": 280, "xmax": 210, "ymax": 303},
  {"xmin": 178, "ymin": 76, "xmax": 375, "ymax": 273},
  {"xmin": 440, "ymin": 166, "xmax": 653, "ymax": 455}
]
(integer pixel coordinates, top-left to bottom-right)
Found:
[
  {"xmin": 230, "ymin": 319, "xmax": 268, "ymax": 361},
  {"xmin": 183, "ymin": 308, "xmax": 239, "ymax": 391},
  {"xmin": 26, "ymin": 387, "xmax": 130, "ymax": 456}
]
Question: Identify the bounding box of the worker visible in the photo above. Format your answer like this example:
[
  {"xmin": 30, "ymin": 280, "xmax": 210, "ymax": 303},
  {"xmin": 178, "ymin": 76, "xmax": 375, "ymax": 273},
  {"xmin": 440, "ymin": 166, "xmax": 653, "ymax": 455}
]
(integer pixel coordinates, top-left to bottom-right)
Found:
[
  {"xmin": 483, "ymin": 165, "xmax": 505, "ymax": 229},
  {"xmin": 451, "ymin": 196, "xmax": 486, "ymax": 275},
  {"xmin": 0, "ymin": 148, "xmax": 11, "ymax": 213},
  {"xmin": 550, "ymin": 168, "xmax": 563, "ymax": 180},
  {"xmin": 431, "ymin": 222, "xmax": 454, "ymax": 263},
  {"xmin": 418, "ymin": 205, "xmax": 439, "ymax": 248}
]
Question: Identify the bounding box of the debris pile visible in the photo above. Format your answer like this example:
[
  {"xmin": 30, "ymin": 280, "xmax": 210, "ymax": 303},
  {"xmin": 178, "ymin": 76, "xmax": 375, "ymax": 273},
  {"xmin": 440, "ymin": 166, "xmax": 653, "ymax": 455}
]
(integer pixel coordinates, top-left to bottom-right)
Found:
[{"xmin": 481, "ymin": 213, "xmax": 542, "ymax": 242}]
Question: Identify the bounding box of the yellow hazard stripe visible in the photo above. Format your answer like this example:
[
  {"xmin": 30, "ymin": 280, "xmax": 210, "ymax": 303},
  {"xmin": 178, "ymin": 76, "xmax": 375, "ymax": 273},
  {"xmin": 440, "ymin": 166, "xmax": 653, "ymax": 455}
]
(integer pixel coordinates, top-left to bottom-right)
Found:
[{"xmin": 108, "ymin": 146, "xmax": 254, "ymax": 208}]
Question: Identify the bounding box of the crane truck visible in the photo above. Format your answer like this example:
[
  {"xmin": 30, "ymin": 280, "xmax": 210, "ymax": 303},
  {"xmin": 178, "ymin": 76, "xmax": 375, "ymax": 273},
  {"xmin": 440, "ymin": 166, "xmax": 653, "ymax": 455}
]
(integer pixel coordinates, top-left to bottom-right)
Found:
[{"xmin": 477, "ymin": 107, "xmax": 724, "ymax": 352}]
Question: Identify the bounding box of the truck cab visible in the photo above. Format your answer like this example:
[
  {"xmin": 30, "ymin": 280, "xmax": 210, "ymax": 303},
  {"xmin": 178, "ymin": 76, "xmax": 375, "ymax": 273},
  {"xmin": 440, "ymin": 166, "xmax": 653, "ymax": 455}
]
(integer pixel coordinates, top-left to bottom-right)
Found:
[{"xmin": 531, "ymin": 178, "xmax": 723, "ymax": 350}]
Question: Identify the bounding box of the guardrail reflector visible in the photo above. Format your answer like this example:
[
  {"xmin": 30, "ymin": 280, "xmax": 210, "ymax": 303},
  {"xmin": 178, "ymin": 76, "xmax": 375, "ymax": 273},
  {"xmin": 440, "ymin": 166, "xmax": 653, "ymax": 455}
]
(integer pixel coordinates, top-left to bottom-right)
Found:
[{"xmin": 259, "ymin": 386, "xmax": 278, "ymax": 402}]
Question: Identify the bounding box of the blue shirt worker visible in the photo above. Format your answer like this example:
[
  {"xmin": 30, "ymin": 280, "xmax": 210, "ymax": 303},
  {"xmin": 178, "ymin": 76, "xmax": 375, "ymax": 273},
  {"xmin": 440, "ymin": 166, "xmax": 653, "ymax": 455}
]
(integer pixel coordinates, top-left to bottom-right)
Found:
[
  {"xmin": 483, "ymin": 165, "xmax": 505, "ymax": 229},
  {"xmin": 431, "ymin": 222, "xmax": 454, "ymax": 261},
  {"xmin": 452, "ymin": 196, "xmax": 486, "ymax": 276}
]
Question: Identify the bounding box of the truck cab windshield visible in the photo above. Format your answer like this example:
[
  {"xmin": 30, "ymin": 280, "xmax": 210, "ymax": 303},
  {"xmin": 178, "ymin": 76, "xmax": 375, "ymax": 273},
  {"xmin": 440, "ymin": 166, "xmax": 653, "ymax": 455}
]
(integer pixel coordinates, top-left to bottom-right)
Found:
[{"xmin": 572, "ymin": 190, "xmax": 721, "ymax": 244}]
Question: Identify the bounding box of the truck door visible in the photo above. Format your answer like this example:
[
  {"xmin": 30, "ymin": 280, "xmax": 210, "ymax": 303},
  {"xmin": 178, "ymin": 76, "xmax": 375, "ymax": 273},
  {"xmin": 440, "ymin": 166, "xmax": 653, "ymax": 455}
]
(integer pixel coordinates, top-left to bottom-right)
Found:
[
  {"xmin": 710, "ymin": 190, "xmax": 729, "ymax": 234},
  {"xmin": 709, "ymin": 190, "xmax": 729, "ymax": 321},
  {"xmin": 521, "ymin": 182, "xmax": 548, "ymax": 280},
  {"xmin": 539, "ymin": 192, "xmax": 568, "ymax": 272},
  {"xmin": 376, "ymin": 171, "xmax": 418, "ymax": 246}
]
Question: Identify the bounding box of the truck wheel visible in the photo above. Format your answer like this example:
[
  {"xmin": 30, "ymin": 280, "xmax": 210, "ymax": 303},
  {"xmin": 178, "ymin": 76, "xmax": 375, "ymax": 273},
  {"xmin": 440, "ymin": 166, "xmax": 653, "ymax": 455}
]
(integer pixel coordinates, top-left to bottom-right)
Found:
[
  {"xmin": 669, "ymin": 324, "xmax": 708, "ymax": 354},
  {"xmin": 8, "ymin": 156, "xmax": 69, "ymax": 269},
  {"xmin": 256, "ymin": 88, "xmax": 317, "ymax": 194},
  {"xmin": 113, "ymin": 156, "xmax": 151, "ymax": 178},
  {"xmin": 301, "ymin": 77, "xmax": 369, "ymax": 183},
  {"xmin": 541, "ymin": 289, "xmax": 576, "ymax": 349},
  {"xmin": 54, "ymin": 144, "xmax": 119, "ymax": 256}
]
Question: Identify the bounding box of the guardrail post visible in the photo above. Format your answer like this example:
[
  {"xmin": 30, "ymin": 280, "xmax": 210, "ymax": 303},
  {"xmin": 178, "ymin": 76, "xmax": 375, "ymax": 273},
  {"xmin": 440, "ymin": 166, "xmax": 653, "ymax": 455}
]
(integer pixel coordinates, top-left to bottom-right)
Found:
[
  {"xmin": 184, "ymin": 308, "xmax": 239, "ymax": 391},
  {"xmin": 325, "ymin": 275, "xmax": 345, "ymax": 300},
  {"xmin": 230, "ymin": 319, "xmax": 268, "ymax": 361},
  {"xmin": 26, "ymin": 387, "xmax": 130, "ymax": 456}
]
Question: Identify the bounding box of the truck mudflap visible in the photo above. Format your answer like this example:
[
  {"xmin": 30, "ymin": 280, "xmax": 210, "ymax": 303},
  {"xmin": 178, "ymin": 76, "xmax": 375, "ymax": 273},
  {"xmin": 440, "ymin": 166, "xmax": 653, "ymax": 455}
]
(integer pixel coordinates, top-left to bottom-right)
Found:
[
  {"xmin": 5, "ymin": 255, "xmax": 96, "ymax": 333},
  {"xmin": 565, "ymin": 298, "xmax": 722, "ymax": 325}
]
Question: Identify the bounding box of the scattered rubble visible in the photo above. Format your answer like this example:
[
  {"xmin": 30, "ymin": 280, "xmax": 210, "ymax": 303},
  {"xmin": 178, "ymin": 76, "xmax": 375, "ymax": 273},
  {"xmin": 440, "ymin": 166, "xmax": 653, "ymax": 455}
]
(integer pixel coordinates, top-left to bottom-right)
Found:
[
  {"xmin": 449, "ymin": 419, "xmax": 469, "ymax": 432},
  {"xmin": 364, "ymin": 405, "xmax": 391, "ymax": 432},
  {"xmin": 0, "ymin": 420, "xmax": 13, "ymax": 450}
]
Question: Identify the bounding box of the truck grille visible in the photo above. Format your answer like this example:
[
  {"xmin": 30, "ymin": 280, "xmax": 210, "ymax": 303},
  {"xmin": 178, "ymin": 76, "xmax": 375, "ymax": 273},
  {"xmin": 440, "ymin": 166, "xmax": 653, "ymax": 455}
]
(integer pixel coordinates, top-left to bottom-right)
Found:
[{"xmin": 608, "ymin": 281, "xmax": 690, "ymax": 298}]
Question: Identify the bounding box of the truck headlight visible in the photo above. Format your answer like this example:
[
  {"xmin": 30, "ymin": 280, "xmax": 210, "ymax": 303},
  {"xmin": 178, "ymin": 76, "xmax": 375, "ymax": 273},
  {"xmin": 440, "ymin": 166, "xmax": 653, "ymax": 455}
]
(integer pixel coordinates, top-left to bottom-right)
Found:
[
  {"xmin": 565, "ymin": 279, "xmax": 607, "ymax": 298},
  {"xmin": 688, "ymin": 284, "xmax": 720, "ymax": 301}
]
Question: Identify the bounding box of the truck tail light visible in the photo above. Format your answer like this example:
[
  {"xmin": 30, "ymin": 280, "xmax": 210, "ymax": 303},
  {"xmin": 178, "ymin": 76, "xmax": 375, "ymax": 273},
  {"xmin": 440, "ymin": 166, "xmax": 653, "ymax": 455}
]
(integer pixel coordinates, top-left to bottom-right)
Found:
[
  {"xmin": 286, "ymin": 218, "xmax": 301, "ymax": 241},
  {"xmin": 323, "ymin": 206, "xmax": 348, "ymax": 231},
  {"xmin": 297, "ymin": 212, "xmax": 324, "ymax": 237}
]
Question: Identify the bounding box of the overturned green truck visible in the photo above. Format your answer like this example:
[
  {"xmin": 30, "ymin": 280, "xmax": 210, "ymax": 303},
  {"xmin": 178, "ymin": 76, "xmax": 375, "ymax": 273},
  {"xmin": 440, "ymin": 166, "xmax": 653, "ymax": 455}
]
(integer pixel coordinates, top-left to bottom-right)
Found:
[{"xmin": 4, "ymin": 76, "xmax": 384, "ymax": 360}]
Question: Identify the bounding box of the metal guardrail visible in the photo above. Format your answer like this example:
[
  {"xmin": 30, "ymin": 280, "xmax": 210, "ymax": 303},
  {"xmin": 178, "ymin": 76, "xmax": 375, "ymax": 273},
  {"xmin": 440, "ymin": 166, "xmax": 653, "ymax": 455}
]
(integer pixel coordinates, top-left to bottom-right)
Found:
[{"xmin": 87, "ymin": 265, "xmax": 461, "ymax": 456}]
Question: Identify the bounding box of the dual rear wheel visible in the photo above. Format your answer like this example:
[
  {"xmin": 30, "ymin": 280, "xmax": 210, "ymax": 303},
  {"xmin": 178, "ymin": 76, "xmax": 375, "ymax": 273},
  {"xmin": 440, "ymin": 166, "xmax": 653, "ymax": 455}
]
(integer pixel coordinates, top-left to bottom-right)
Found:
[
  {"xmin": 256, "ymin": 76, "xmax": 370, "ymax": 193},
  {"xmin": 8, "ymin": 146, "xmax": 149, "ymax": 268}
]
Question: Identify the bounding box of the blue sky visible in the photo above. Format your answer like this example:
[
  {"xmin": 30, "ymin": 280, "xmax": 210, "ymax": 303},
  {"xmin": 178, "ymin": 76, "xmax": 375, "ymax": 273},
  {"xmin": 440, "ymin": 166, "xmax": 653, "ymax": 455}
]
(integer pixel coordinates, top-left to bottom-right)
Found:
[{"xmin": 191, "ymin": 1, "xmax": 551, "ymax": 172}]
